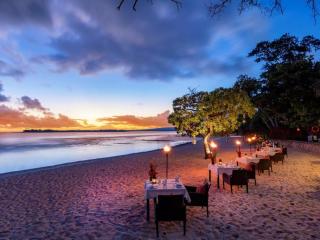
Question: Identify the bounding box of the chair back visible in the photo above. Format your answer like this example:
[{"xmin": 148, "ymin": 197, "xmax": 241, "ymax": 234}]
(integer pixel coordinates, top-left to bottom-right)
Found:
[
  {"xmin": 258, "ymin": 158, "xmax": 271, "ymax": 170},
  {"xmin": 156, "ymin": 195, "xmax": 185, "ymax": 221},
  {"xmin": 243, "ymin": 163, "xmax": 255, "ymax": 178},
  {"xmin": 157, "ymin": 195, "xmax": 184, "ymax": 209},
  {"xmin": 271, "ymin": 153, "xmax": 284, "ymax": 162},
  {"xmin": 231, "ymin": 169, "xmax": 248, "ymax": 185},
  {"xmin": 282, "ymin": 147, "xmax": 288, "ymax": 155}
]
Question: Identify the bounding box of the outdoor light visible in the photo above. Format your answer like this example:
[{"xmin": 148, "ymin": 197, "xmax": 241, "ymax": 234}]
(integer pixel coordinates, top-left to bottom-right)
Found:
[
  {"xmin": 163, "ymin": 144, "xmax": 171, "ymax": 179},
  {"xmin": 235, "ymin": 140, "xmax": 241, "ymax": 157},
  {"xmin": 163, "ymin": 145, "xmax": 171, "ymax": 153},
  {"xmin": 210, "ymin": 141, "xmax": 217, "ymax": 149},
  {"xmin": 209, "ymin": 141, "xmax": 218, "ymax": 164},
  {"xmin": 248, "ymin": 137, "xmax": 252, "ymax": 153}
]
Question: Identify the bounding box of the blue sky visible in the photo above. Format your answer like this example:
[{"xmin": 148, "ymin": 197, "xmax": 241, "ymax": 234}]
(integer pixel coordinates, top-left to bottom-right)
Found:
[{"xmin": 0, "ymin": 0, "xmax": 319, "ymax": 130}]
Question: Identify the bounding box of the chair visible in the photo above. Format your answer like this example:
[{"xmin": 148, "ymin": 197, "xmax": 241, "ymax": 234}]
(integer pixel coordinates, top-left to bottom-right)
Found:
[
  {"xmin": 243, "ymin": 163, "xmax": 256, "ymax": 185},
  {"xmin": 155, "ymin": 195, "xmax": 186, "ymax": 237},
  {"xmin": 222, "ymin": 169, "xmax": 248, "ymax": 193},
  {"xmin": 185, "ymin": 183, "xmax": 211, "ymax": 217},
  {"xmin": 270, "ymin": 153, "xmax": 285, "ymax": 165},
  {"xmin": 282, "ymin": 147, "xmax": 288, "ymax": 158},
  {"xmin": 257, "ymin": 158, "xmax": 272, "ymax": 175}
]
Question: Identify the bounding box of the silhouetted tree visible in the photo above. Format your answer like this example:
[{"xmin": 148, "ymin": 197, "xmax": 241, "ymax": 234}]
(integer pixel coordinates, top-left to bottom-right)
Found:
[{"xmin": 234, "ymin": 34, "xmax": 320, "ymax": 136}]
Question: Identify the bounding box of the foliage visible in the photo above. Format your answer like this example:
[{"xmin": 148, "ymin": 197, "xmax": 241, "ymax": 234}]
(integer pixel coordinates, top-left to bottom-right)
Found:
[
  {"xmin": 234, "ymin": 34, "xmax": 320, "ymax": 135},
  {"xmin": 168, "ymin": 88, "xmax": 255, "ymax": 157}
]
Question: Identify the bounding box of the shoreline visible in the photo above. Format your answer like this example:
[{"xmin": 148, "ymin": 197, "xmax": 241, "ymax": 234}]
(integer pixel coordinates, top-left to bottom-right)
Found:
[{"xmin": 0, "ymin": 142, "xmax": 193, "ymax": 179}]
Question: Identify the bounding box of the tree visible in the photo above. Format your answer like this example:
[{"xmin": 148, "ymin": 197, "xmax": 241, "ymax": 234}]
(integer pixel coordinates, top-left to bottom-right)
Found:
[
  {"xmin": 116, "ymin": 0, "xmax": 320, "ymax": 22},
  {"xmin": 168, "ymin": 88, "xmax": 255, "ymax": 158},
  {"xmin": 235, "ymin": 34, "xmax": 320, "ymax": 136},
  {"xmin": 233, "ymin": 74, "xmax": 261, "ymax": 99}
]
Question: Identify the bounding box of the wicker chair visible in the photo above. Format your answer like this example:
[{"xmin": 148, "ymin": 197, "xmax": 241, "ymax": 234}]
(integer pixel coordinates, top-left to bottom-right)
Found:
[
  {"xmin": 257, "ymin": 158, "xmax": 272, "ymax": 175},
  {"xmin": 270, "ymin": 153, "xmax": 285, "ymax": 165},
  {"xmin": 222, "ymin": 169, "xmax": 248, "ymax": 193},
  {"xmin": 155, "ymin": 195, "xmax": 186, "ymax": 237},
  {"xmin": 185, "ymin": 183, "xmax": 211, "ymax": 217},
  {"xmin": 243, "ymin": 163, "xmax": 256, "ymax": 185}
]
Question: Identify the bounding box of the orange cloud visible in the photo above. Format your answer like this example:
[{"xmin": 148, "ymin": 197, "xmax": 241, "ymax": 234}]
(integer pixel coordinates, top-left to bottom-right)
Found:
[
  {"xmin": 0, "ymin": 105, "xmax": 81, "ymax": 131},
  {"xmin": 0, "ymin": 104, "xmax": 172, "ymax": 132},
  {"xmin": 97, "ymin": 111, "xmax": 172, "ymax": 130}
]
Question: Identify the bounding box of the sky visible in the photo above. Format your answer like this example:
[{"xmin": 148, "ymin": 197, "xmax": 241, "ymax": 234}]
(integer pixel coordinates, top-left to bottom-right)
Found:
[{"xmin": 0, "ymin": 0, "xmax": 319, "ymax": 131}]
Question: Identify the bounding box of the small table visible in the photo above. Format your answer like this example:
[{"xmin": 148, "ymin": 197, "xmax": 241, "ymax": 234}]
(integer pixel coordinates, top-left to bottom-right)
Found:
[
  {"xmin": 256, "ymin": 148, "xmax": 281, "ymax": 157},
  {"xmin": 208, "ymin": 163, "xmax": 240, "ymax": 189},
  {"xmin": 144, "ymin": 179, "xmax": 191, "ymax": 221},
  {"xmin": 236, "ymin": 156, "xmax": 261, "ymax": 165}
]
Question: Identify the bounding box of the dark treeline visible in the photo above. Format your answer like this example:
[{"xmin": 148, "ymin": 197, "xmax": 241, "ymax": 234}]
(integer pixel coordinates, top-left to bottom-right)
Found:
[{"xmin": 234, "ymin": 34, "xmax": 320, "ymax": 140}]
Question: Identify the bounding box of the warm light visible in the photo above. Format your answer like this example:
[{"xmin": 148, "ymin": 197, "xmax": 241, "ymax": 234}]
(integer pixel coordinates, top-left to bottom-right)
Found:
[
  {"xmin": 297, "ymin": 128, "xmax": 300, "ymax": 132},
  {"xmin": 235, "ymin": 140, "xmax": 241, "ymax": 145},
  {"xmin": 210, "ymin": 141, "xmax": 217, "ymax": 149},
  {"xmin": 252, "ymin": 136, "xmax": 256, "ymax": 141},
  {"xmin": 247, "ymin": 137, "xmax": 252, "ymax": 143},
  {"xmin": 163, "ymin": 145, "xmax": 171, "ymax": 153}
]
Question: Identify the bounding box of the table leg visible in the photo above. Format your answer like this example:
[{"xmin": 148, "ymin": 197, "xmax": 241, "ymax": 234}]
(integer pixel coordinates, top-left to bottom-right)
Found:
[
  {"xmin": 146, "ymin": 199, "xmax": 150, "ymax": 222},
  {"xmin": 209, "ymin": 170, "xmax": 211, "ymax": 182},
  {"xmin": 217, "ymin": 175, "xmax": 220, "ymax": 189}
]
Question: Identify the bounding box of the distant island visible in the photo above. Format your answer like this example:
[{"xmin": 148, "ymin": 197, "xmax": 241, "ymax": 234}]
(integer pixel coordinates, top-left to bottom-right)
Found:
[{"xmin": 23, "ymin": 127, "xmax": 176, "ymax": 133}]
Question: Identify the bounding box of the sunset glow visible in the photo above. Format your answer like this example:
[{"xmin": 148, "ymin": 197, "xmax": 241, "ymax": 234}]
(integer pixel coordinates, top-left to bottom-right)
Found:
[{"xmin": 0, "ymin": 1, "xmax": 318, "ymax": 132}]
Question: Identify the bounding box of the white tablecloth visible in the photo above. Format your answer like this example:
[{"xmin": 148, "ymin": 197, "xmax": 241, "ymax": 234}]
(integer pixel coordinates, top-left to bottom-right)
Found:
[
  {"xmin": 208, "ymin": 163, "xmax": 239, "ymax": 176},
  {"xmin": 257, "ymin": 147, "xmax": 282, "ymax": 157},
  {"xmin": 236, "ymin": 156, "xmax": 261, "ymax": 165},
  {"xmin": 144, "ymin": 179, "xmax": 191, "ymax": 202}
]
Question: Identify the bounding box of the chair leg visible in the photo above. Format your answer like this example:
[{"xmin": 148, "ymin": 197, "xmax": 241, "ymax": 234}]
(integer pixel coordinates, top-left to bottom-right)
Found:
[
  {"xmin": 230, "ymin": 185, "xmax": 233, "ymax": 194},
  {"xmin": 223, "ymin": 179, "xmax": 225, "ymax": 189},
  {"xmin": 156, "ymin": 220, "xmax": 159, "ymax": 237},
  {"xmin": 246, "ymin": 184, "xmax": 248, "ymax": 193},
  {"xmin": 183, "ymin": 220, "xmax": 186, "ymax": 235},
  {"xmin": 254, "ymin": 178, "xmax": 257, "ymax": 186},
  {"xmin": 268, "ymin": 169, "xmax": 270, "ymax": 176}
]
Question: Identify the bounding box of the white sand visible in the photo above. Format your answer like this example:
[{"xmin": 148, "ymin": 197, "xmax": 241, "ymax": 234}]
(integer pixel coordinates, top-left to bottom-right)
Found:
[{"xmin": 0, "ymin": 138, "xmax": 319, "ymax": 239}]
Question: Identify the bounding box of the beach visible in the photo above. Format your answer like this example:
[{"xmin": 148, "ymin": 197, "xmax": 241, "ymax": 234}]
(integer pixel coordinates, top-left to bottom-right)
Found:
[{"xmin": 0, "ymin": 138, "xmax": 320, "ymax": 239}]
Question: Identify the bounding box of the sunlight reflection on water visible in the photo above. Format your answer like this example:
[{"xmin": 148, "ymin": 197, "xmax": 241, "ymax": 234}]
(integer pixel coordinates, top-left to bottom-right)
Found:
[{"xmin": 0, "ymin": 131, "xmax": 191, "ymax": 174}]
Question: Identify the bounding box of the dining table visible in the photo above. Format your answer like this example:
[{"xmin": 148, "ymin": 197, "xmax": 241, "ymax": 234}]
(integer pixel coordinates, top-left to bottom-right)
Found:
[
  {"xmin": 144, "ymin": 178, "xmax": 191, "ymax": 221},
  {"xmin": 236, "ymin": 155, "xmax": 261, "ymax": 165},
  {"xmin": 208, "ymin": 163, "xmax": 240, "ymax": 189},
  {"xmin": 257, "ymin": 147, "xmax": 282, "ymax": 157}
]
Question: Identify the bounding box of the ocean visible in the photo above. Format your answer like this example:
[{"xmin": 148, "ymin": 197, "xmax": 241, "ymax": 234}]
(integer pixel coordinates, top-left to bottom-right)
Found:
[{"xmin": 0, "ymin": 131, "xmax": 191, "ymax": 174}]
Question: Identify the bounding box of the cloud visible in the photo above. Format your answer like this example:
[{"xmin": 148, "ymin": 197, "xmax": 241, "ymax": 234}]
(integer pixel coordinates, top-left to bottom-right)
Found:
[
  {"xmin": 31, "ymin": 0, "xmax": 266, "ymax": 81},
  {"xmin": 0, "ymin": 0, "xmax": 52, "ymax": 28},
  {"xmin": 20, "ymin": 96, "xmax": 47, "ymax": 111},
  {"xmin": 0, "ymin": 60, "xmax": 25, "ymax": 79},
  {"xmin": 0, "ymin": 83, "xmax": 9, "ymax": 102},
  {"xmin": 0, "ymin": 104, "xmax": 81, "ymax": 131},
  {"xmin": 98, "ymin": 111, "xmax": 172, "ymax": 129}
]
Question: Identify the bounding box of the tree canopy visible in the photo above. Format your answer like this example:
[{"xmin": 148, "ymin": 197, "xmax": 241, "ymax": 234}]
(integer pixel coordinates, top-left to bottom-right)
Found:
[
  {"xmin": 168, "ymin": 88, "xmax": 255, "ymax": 157},
  {"xmin": 234, "ymin": 34, "xmax": 320, "ymax": 138}
]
